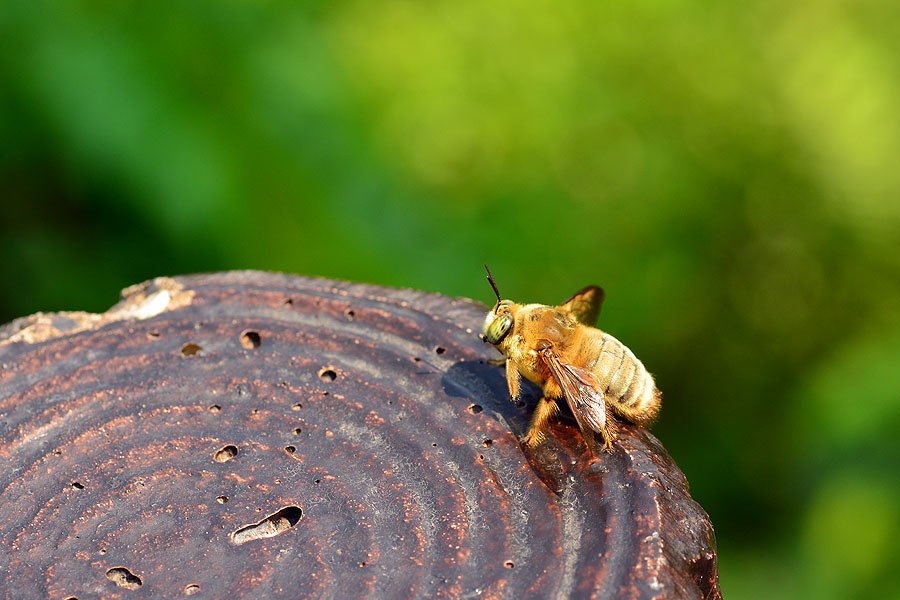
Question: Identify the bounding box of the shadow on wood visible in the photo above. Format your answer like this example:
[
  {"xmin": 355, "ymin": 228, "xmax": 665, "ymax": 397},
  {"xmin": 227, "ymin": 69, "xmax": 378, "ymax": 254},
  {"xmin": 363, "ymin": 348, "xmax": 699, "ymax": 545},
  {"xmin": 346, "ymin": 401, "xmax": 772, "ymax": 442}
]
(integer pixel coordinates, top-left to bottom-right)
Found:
[{"xmin": 0, "ymin": 271, "xmax": 720, "ymax": 599}]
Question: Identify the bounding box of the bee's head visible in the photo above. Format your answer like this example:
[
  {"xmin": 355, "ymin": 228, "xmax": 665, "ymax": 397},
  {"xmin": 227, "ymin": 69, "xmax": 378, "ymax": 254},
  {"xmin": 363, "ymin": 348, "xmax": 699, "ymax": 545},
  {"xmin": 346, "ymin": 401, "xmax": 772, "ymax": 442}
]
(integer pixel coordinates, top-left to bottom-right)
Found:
[
  {"xmin": 481, "ymin": 264, "xmax": 516, "ymax": 347},
  {"xmin": 482, "ymin": 300, "xmax": 516, "ymax": 346}
]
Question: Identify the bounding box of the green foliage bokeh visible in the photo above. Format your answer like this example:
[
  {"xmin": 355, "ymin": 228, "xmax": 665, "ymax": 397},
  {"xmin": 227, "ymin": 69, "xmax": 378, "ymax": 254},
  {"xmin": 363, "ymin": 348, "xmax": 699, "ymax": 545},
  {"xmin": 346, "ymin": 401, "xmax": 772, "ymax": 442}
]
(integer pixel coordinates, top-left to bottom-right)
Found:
[{"xmin": 2, "ymin": 1, "xmax": 899, "ymax": 597}]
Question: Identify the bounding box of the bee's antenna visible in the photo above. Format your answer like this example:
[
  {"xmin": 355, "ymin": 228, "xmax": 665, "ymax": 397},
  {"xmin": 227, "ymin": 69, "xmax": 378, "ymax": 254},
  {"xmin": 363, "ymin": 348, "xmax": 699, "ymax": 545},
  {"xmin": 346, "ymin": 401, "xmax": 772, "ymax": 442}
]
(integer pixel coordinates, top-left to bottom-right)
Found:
[{"xmin": 484, "ymin": 264, "xmax": 502, "ymax": 304}]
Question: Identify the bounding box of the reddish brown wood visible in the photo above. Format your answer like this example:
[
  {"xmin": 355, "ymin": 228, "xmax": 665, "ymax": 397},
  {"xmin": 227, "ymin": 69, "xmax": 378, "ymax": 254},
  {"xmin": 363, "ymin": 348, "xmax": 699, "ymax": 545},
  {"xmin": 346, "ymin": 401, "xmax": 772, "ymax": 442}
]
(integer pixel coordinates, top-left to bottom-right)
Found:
[{"xmin": 0, "ymin": 271, "xmax": 720, "ymax": 599}]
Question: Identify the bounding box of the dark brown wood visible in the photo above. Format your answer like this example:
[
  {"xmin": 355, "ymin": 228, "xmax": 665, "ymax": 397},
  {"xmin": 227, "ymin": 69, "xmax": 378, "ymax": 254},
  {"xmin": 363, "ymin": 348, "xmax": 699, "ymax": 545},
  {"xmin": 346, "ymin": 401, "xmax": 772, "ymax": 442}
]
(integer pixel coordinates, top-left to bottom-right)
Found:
[{"xmin": 0, "ymin": 271, "xmax": 720, "ymax": 599}]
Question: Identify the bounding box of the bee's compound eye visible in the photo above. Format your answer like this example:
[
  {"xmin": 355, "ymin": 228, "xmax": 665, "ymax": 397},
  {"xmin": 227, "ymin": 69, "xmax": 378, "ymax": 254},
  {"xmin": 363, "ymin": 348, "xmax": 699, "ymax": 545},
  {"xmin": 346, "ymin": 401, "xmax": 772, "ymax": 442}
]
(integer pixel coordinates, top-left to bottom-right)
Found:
[{"xmin": 484, "ymin": 314, "xmax": 513, "ymax": 345}]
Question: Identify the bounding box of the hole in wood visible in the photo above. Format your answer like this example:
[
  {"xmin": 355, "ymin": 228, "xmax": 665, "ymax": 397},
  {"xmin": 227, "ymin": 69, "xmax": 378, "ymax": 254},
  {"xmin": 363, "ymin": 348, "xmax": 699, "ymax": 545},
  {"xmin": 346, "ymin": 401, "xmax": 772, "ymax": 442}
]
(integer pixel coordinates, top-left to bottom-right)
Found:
[
  {"xmin": 291, "ymin": 403, "xmax": 302, "ymax": 411},
  {"xmin": 106, "ymin": 567, "xmax": 142, "ymax": 589},
  {"xmin": 483, "ymin": 439, "xmax": 493, "ymax": 447},
  {"xmin": 208, "ymin": 404, "xmax": 221, "ymax": 413},
  {"xmin": 240, "ymin": 330, "xmax": 261, "ymax": 349},
  {"xmin": 467, "ymin": 404, "xmax": 483, "ymax": 414},
  {"xmin": 71, "ymin": 481, "xmax": 84, "ymax": 490},
  {"xmin": 504, "ymin": 560, "xmax": 515, "ymax": 569},
  {"xmin": 181, "ymin": 343, "xmax": 202, "ymax": 357},
  {"xmin": 293, "ymin": 428, "xmax": 302, "ymax": 435},
  {"xmin": 213, "ymin": 445, "xmax": 238, "ymax": 463},
  {"xmin": 318, "ymin": 368, "xmax": 337, "ymax": 382},
  {"xmin": 284, "ymin": 445, "xmax": 296, "ymax": 454},
  {"xmin": 434, "ymin": 346, "xmax": 446, "ymax": 355},
  {"xmin": 345, "ymin": 309, "xmax": 355, "ymax": 319},
  {"xmin": 184, "ymin": 584, "xmax": 201, "ymax": 595},
  {"xmin": 231, "ymin": 506, "xmax": 302, "ymax": 545}
]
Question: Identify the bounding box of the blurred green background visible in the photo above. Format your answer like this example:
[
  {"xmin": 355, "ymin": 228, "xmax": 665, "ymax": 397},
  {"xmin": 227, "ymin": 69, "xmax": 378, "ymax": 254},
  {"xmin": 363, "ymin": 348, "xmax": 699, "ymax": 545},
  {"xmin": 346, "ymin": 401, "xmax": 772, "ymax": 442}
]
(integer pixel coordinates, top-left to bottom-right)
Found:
[{"xmin": 2, "ymin": 1, "xmax": 899, "ymax": 597}]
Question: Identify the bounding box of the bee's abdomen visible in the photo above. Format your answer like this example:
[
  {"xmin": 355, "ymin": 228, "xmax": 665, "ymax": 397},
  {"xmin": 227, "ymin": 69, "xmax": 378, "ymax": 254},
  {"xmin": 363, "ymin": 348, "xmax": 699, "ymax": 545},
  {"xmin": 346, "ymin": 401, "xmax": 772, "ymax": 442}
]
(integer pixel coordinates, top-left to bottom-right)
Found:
[{"xmin": 590, "ymin": 333, "xmax": 660, "ymax": 424}]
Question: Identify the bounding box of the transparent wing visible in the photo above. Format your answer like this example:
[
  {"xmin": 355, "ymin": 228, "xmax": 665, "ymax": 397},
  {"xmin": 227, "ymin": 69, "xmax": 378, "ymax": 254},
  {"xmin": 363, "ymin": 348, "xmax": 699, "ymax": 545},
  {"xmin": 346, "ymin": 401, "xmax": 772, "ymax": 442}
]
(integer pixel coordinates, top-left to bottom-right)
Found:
[
  {"xmin": 540, "ymin": 348, "xmax": 607, "ymax": 433},
  {"xmin": 558, "ymin": 285, "xmax": 605, "ymax": 326}
]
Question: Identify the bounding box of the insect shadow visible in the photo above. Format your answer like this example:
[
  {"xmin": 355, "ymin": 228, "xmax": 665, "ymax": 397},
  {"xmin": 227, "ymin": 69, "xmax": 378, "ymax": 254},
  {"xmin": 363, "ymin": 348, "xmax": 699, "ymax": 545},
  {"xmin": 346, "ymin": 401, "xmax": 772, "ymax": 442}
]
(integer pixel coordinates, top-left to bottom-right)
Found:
[
  {"xmin": 441, "ymin": 359, "xmax": 534, "ymax": 429},
  {"xmin": 440, "ymin": 359, "xmax": 575, "ymax": 494}
]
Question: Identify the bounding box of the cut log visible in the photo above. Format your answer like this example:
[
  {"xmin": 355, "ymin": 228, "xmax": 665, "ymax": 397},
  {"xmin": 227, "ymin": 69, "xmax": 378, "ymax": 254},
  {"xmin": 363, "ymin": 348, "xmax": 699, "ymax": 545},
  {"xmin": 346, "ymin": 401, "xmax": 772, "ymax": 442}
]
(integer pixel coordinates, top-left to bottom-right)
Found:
[{"xmin": 0, "ymin": 271, "xmax": 720, "ymax": 599}]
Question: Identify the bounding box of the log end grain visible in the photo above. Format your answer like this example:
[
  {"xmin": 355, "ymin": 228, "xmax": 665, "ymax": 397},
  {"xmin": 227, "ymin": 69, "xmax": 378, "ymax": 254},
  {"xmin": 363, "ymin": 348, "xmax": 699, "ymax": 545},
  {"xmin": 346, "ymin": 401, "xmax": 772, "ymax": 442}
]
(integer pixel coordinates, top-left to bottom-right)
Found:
[{"xmin": 0, "ymin": 271, "xmax": 720, "ymax": 599}]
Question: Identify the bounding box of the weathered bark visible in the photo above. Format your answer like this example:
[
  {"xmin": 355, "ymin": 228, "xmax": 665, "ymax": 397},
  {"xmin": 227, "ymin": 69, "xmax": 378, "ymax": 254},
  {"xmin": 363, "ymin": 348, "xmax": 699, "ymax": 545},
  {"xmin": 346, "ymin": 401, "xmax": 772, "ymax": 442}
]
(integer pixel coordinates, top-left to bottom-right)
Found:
[{"xmin": 0, "ymin": 271, "xmax": 720, "ymax": 599}]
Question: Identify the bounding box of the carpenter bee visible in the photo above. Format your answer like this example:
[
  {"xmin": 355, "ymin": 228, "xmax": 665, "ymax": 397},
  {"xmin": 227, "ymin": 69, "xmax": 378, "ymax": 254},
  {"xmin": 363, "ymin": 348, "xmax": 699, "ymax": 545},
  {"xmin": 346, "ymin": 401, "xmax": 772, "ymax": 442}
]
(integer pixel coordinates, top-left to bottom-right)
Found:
[{"xmin": 481, "ymin": 265, "xmax": 661, "ymax": 453}]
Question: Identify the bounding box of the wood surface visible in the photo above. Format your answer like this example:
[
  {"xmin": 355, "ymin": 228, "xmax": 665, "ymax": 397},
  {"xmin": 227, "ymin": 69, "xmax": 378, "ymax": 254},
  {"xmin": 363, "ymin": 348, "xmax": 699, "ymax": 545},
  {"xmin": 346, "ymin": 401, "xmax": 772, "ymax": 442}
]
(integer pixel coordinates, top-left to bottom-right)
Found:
[{"xmin": 0, "ymin": 271, "xmax": 720, "ymax": 599}]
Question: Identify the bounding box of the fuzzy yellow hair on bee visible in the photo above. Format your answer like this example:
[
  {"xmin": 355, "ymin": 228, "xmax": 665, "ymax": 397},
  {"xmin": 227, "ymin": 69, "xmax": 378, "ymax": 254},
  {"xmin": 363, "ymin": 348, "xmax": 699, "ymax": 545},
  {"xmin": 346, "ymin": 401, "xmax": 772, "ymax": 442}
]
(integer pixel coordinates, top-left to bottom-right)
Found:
[{"xmin": 481, "ymin": 265, "xmax": 660, "ymax": 454}]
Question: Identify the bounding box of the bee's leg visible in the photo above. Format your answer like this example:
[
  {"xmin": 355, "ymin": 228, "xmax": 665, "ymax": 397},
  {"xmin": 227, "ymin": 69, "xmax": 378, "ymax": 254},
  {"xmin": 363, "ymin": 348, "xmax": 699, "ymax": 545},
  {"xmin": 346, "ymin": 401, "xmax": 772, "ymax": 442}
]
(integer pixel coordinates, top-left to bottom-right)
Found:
[
  {"xmin": 577, "ymin": 420, "xmax": 616, "ymax": 456},
  {"xmin": 580, "ymin": 426, "xmax": 596, "ymax": 459},
  {"xmin": 598, "ymin": 418, "xmax": 617, "ymax": 453},
  {"xmin": 505, "ymin": 360, "xmax": 521, "ymax": 403},
  {"xmin": 593, "ymin": 401, "xmax": 618, "ymax": 453},
  {"xmin": 521, "ymin": 397, "xmax": 559, "ymax": 447}
]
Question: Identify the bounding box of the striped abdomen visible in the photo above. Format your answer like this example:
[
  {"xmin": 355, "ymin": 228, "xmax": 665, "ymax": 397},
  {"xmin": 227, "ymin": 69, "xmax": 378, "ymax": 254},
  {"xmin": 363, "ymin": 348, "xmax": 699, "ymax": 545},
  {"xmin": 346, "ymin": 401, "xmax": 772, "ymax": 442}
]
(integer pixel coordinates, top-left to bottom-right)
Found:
[{"xmin": 588, "ymin": 331, "xmax": 661, "ymax": 425}]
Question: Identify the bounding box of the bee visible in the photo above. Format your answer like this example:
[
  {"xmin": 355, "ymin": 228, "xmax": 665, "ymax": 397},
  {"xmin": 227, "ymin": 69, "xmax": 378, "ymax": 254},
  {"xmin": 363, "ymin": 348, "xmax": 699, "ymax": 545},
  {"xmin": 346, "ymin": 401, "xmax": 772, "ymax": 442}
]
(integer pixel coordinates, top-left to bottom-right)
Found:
[{"xmin": 480, "ymin": 265, "xmax": 661, "ymax": 454}]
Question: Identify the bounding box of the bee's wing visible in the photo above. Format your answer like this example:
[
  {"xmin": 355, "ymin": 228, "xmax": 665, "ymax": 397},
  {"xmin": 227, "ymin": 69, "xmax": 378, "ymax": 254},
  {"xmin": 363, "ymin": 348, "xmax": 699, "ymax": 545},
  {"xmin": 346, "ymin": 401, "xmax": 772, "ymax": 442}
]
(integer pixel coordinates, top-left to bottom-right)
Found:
[
  {"xmin": 540, "ymin": 349, "xmax": 607, "ymax": 433},
  {"xmin": 558, "ymin": 286, "xmax": 605, "ymax": 326}
]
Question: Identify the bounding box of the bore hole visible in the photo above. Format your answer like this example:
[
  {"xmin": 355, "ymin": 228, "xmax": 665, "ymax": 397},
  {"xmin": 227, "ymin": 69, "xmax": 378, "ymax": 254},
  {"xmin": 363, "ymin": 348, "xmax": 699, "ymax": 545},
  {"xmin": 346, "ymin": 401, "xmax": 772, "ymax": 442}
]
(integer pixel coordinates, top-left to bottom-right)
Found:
[
  {"xmin": 213, "ymin": 445, "xmax": 238, "ymax": 463},
  {"xmin": 71, "ymin": 482, "xmax": 84, "ymax": 490},
  {"xmin": 216, "ymin": 495, "xmax": 228, "ymax": 504},
  {"xmin": 240, "ymin": 330, "xmax": 261, "ymax": 349},
  {"xmin": 291, "ymin": 403, "xmax": 302, "ymax": 411},
  {"xmin": 435, "ymin": 346, "xmax": 446, "ymax": 355},
  {"xmin": 468, "ymin": 404, "xmax": 483, "ymax": 414},
  {"xmin": 147, "ymin": 330, "xmax": 160, "ymax": 339},
  {"xmin": 106, "ymin": 567, "xmax": 142, "ymax": 589},
  {"xmin": 181, "ymin": 343, "xmax": 202, "ymax": 357},
  {"xmin": 346, "ymin": 309, "xmax": 355, "ymax": 319},
  {"xmin": 412, "ymin": 357, "xmax": 421, "ymax": 362},
  {"xmin": 231, "ymin": 506, "xmax": 302, "ymax": 545},
  {"xmin": 358, "ymin": 561, "xmax": 366, "ymax": 567},
  {"xmin": 284, "ymin": 445, "xmax": 296, "ymax": 454},
  {"xmin": 283, "ymin": 298, "xmax": 293, "ymax": 306},
  {"xmin": 318, "ymin": 368, "xmax": 337, "ymax": 382},
  {"xmin": 483, "ymin": 439, "xmax": 493, "ymax": 447},
  {"xmin": 504, "ymin": 560, "xmax": 515, "ymax": 569},
  {"xmin": 208, "ymin": 404, "xmax": 221, "ymax": 413},
  {"xmin": 64, "ymin": 597, "xmax": 79, "ymax": 600},
  {"xmin": 99, "ymin": 548, "xmax": 107, "ymax": 555},
  {"xmin": 184, "ymin": 584, "xmax": 201, "ymax": 595},
  {"xmin": 431, "ymin": 443, "xmax": 437, "ymax": 447},
  {"xmin": 293, "ymin": 428, "xmax": 302, "ymax": 435}
]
